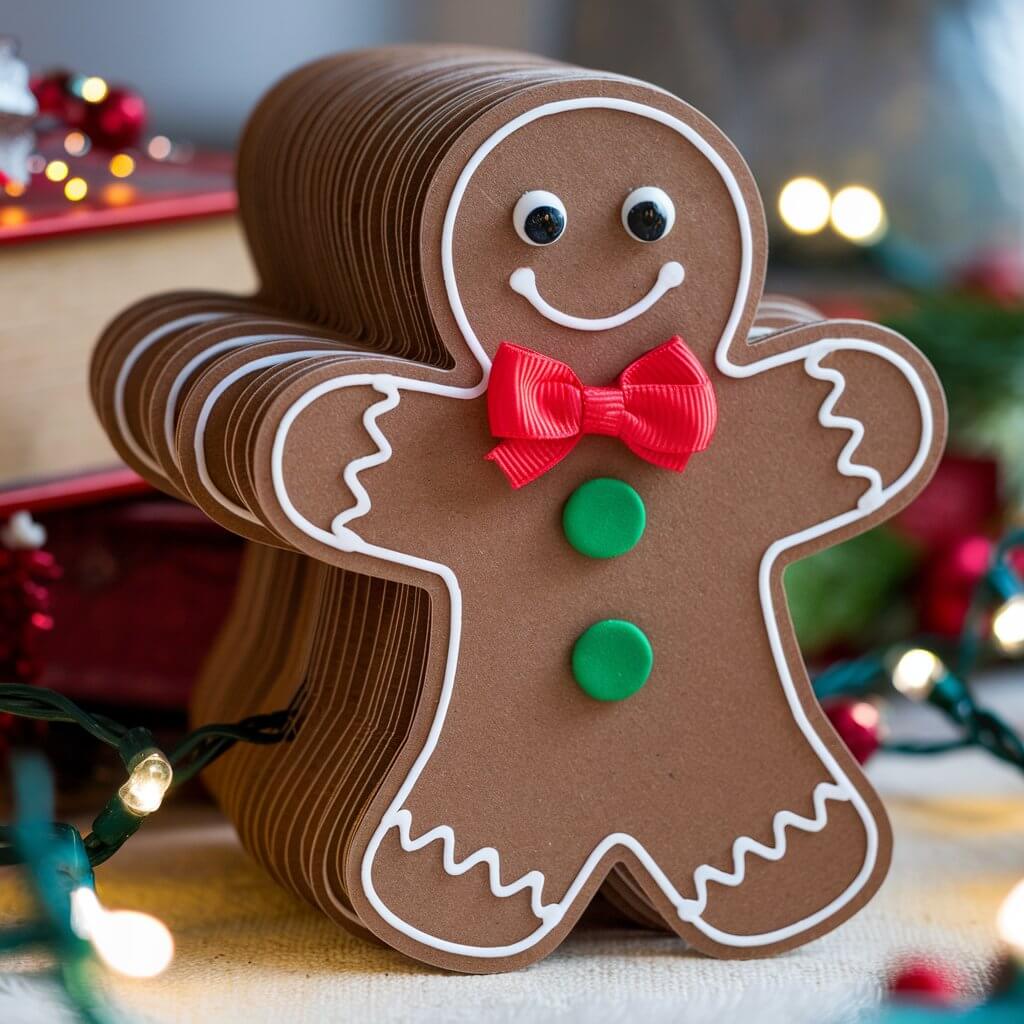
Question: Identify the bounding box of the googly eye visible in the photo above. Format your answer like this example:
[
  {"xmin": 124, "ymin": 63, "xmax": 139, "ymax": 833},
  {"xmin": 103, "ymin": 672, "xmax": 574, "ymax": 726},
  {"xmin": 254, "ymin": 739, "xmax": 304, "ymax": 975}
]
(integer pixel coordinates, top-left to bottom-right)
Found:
[
  {"xmin": 513, "ymin": 190, "xmax": 567, "ymax": 246},
  {"xmin": 621, "ymin": 186, "xmax": 675, "ymax": 243}
]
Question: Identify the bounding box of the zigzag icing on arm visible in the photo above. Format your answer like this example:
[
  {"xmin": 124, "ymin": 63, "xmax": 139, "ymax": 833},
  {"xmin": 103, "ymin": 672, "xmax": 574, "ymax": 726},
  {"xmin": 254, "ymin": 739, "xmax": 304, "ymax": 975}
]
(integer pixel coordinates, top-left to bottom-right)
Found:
[
  {"xmin": 329, "ymin": 380, "xmax": 401, "ymax": 548},
  {"xmin": 387, "ymin": 809, "xmax": 558, "ymax": 923},
  {"xmin": 803, "ymin": 351, "xmax": 884, "ymax": 512},
  {"xmin": 676, "ymin": 781, "xmax": 851, "ymax": 922}
]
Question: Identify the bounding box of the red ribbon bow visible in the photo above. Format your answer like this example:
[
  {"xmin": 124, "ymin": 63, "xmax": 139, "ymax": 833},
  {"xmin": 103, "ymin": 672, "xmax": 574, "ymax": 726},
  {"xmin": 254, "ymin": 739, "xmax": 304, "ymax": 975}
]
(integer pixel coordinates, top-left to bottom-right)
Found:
[{"xmin": 486, "ymin": 337, "xmax": 718, "ymax": 488}]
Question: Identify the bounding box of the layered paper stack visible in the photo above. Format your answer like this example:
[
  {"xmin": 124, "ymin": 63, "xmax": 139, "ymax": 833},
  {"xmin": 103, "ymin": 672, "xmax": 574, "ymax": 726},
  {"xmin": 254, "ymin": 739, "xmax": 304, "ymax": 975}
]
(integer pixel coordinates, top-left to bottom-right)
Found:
[{"xmin": 89, "ymin": 46, "xmax": 946, "ymax": 972}]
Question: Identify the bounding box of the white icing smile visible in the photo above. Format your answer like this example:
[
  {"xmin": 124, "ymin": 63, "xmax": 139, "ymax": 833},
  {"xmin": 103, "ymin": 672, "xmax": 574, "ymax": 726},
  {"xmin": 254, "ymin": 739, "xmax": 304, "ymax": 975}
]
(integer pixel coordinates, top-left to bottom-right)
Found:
[{"xmin": 509, "ymin": 260, "xmax": 684, "ymax": 332}]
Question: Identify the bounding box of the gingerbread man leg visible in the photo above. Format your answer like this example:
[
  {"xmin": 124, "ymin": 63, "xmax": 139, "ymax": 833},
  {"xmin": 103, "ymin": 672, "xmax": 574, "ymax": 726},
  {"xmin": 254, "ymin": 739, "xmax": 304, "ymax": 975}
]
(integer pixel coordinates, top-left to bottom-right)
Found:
[{"xmin": 342, "ymin": 563, "xmax": 887, "ymax": 968}]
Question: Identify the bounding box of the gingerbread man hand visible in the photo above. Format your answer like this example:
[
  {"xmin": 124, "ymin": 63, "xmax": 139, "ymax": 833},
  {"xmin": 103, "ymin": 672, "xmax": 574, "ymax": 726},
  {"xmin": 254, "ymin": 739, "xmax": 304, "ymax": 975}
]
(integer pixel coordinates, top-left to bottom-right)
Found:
[{"xmin": 93, "ymin": 50, "xmax": 946, "ymax": 973}]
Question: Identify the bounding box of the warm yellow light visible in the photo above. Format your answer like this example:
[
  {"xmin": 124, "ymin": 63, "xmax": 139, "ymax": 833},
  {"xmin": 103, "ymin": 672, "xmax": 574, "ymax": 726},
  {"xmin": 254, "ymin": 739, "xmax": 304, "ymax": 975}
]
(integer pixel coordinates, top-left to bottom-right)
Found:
[
  {"xmin": 71, "ymin": 887, "xmax": 174, "ymax": 978},
  {"xmin": 108, "ymin": 153, "xmax": 136, "ymax": 178},
  {"xmin": 81, "ymin": 76, "xmax": 109, "ymax": 104},
  {"xmin": 44, "ymin": 160, "xmax": 69, "ymax": 183},
  {"xmin": 831, "ymin": 185, "xmax": 887, "ymax": 243},
  {"xmin": 0, "ymin": 207, "xmax": 28, "ymax": 228},
  {"xmin": 102, "ymin": 183, "xmax": 136, "ymax": 207},
  {"xmin": 64, "ymin": 131, "xmax": 90, "ymax": 156},
  {"xmin": 992, "ymin": 595, "xmax": 1024, "ymax": 655},
  {"xmin": 997, "ymin": 878, "xmax": 1024, "ymax": 958},
  {"xmin": 147, "ymin": 135, "xmax": 172, "ymax": 161},
  {"xmin": 64, "ymin": 177, "xmax": 88, "ymax": 202},
  {"xmin": 119, "ymin": 751, "xmax": 173, "ymax": 815},
  {"xmin": 778, "ymin": 177, "xmax": 831, "ymax": 235},
  {"xmin": 3, "ymin": 180, "xmax": 26, "ymax": 197},
  {"xmin": 891, "ymin": 648, "xmax": 943, "ymax": 701}
]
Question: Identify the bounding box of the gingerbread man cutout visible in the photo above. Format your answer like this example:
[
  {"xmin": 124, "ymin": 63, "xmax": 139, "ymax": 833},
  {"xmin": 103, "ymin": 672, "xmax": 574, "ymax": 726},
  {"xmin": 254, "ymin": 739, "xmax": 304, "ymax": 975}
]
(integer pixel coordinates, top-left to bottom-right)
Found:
[{"xmin": 92, "ymin": 50, "xmax": 946, "ymax": 973}]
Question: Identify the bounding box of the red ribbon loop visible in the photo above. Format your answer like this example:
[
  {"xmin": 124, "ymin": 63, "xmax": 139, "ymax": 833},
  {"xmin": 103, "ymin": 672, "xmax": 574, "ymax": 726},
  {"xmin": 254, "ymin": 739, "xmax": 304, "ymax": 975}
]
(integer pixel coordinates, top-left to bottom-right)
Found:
[{"xmin": 485, "ymin": 338, "xmax": 718, "ymax": 488}]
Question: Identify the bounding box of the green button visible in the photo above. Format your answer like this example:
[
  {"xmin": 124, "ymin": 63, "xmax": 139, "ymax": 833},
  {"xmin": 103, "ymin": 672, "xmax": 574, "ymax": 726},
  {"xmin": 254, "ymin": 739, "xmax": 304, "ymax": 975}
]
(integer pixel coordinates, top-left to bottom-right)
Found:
[
  {"xmin": 572, "ymin": 619, "xmax": 653, "ymax": 701},
  {"xmin": 562, "ymin": 478, "xmax": 646, "ymax": 559}
]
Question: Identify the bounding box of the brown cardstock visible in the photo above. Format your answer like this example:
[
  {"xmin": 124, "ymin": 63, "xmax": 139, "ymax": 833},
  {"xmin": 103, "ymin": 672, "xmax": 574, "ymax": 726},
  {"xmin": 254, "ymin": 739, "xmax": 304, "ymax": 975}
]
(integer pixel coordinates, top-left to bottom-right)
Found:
[{"xmin": 90, "ymin": 47, "xmax": 947, "ymax": 973}]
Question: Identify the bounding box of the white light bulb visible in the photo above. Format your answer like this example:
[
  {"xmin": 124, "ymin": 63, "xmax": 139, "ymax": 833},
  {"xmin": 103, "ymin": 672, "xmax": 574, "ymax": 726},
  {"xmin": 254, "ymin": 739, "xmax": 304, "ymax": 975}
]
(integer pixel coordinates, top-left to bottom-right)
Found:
[
  {"xmin": 119, "ymin": 751, "xmax": 173, "ymax": 815},
  {"xmin": 778, "ymin": 177, "xmax": 831, "ymax": 235},
  {"xmin": 992, "ymin": 594, "xmax": 1024, "ymax": 656},
  {"xmin": 830, "ymin": 185, "xmax": 887, "ymax": 244},
  {"xmin": 71, "ymin": 887, "xmax": 174, "ymax": 979},
  {"xmin": 997, "ymin": 878, "xmax": 1024, "ymax": 958},
  {"xmin": 891, "ymin": 648, "xmax": 944, "ymax": 701}
]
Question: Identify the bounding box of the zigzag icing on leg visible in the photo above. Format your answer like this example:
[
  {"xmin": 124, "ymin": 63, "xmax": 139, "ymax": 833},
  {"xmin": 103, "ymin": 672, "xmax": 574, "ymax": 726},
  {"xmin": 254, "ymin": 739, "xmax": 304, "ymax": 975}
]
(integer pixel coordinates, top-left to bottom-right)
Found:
[
  {"xmin": 385, "ymin": 781, "xmax": 851, "ymax": 932},
  {"xmin": 803, "ymin": 352, "xmax": 884, "ymax": 511},
  {"xmin": 676, "ymin": 781, "xmax": 851, "ymax": 923},
  {"xmin": 386, "ymin": 809, "xmax": 558, "ymax": 923}
]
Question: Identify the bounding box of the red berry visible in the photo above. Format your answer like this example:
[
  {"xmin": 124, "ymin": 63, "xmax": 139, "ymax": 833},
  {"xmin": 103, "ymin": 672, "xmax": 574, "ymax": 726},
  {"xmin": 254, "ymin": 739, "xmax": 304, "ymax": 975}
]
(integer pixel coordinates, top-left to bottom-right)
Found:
[
  {"xmin": 824, "ymin": 700, "xmax": 880, "ymax": 765},
  {"xmin": 889, "ymin": 960, "xmax": 962, "ymax": 1004}
]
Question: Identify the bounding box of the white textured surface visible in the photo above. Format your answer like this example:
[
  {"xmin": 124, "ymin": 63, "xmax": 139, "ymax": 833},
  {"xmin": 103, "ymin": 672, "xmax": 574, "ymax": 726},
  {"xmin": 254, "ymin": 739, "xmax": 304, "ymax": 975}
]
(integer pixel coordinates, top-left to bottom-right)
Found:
[{"xmin": 2, "ymin": 682, "xmax": 1023, "ymax": 1023}]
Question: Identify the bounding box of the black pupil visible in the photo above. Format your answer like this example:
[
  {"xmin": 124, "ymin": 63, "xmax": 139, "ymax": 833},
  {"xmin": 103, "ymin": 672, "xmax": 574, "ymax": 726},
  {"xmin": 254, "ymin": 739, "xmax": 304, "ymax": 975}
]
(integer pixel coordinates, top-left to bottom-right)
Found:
[
  {"xmin": 524, "ymin": 205, "xmax": 564, "ymax": 244},
  {"xmin": 627, "ymin": 200, "xmax": 666, "ymax": 241}
]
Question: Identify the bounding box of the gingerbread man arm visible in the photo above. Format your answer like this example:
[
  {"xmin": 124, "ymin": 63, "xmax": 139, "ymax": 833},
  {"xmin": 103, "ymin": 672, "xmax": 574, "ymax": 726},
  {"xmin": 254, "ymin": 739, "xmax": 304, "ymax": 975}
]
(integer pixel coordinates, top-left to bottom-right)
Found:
[
  {"xmin": 718, "ymin": 318, "xmax": 946, "ymax": 545},
  {"xmin": 230, "ymin": 354, "xmax": 481, "ymax": 568}
]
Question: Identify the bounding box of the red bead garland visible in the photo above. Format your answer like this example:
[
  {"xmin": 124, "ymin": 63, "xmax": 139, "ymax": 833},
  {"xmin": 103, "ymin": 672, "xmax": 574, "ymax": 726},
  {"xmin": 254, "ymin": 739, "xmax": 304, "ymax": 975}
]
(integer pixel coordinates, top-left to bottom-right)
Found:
[{"xmin": 0, "ymin": 544, "xmax": 60, "ymax": 684}]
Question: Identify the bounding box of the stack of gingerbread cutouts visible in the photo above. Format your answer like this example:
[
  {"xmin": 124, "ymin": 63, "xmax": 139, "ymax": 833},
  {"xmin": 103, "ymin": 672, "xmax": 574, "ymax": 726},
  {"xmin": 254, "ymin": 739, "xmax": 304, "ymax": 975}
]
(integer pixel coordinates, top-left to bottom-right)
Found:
[{"xmin": 91, "ymin": 46, "xmax": 946, "ymax": 972}]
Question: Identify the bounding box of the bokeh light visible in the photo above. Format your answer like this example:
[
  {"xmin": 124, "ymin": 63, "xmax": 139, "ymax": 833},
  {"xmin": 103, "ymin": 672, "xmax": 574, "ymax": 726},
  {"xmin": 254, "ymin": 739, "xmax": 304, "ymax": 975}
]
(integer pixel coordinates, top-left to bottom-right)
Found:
[
  {"xmin": 830, "ymin": 185, "xmax": 887, "ymax": 244},
  {"xmin": 44, "ymin": 160, "xmax": 69, "ymax": 183},
  {"xmin": 64, "ymin": 131, "xmax": 90, "ymax": 157},
  {"xmin": 778, "ymin": 177, "xmax": 831, "ymax": 235},
  {"xmin": 147, "ymin": 135, "xmax": 172, "ymax": 160},
  {"xmin": 81, "ymin": 76, "xmax": 109, "ymax": 103},
  {"xmin": 64, "ymin": 177, "xmax": 88, "ymax": 202},
  {"xmin": 108, "ymin": 153, "xmax": 136, "ymax": 178}
]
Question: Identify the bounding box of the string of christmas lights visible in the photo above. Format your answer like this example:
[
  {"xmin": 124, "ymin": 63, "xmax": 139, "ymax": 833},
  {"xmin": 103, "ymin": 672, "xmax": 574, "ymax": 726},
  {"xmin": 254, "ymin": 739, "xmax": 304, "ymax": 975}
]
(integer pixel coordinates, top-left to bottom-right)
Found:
[
  {"xmin": 813, "ymin": 528, "xmax": 1024, "ymax": 773},
  {"xmin": 0, "ymin": 699, "xmax": 293, "ymax": 1021},
  {"xmin": 0, "ymin": 692, "xmax": 292, "ymax": 866}
]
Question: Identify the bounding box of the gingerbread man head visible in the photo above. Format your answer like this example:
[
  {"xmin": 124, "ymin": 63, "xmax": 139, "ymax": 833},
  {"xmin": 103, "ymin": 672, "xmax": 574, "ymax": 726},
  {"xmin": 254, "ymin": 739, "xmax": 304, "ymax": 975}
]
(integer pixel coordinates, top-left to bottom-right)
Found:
[{"xmin": 92, "ymin": 47, "xmax": 946, "ymax": 973}]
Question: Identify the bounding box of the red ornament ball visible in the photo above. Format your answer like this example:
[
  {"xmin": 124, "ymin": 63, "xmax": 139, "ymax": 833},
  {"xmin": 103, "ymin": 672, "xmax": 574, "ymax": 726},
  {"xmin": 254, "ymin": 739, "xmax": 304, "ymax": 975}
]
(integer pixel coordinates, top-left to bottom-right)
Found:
[
  {"xmin": 30, "ymin": 71, "xmax": 71, "ymax": 114},
  {"xmin": 29, "ymin": 71, "xmax": 89, "ymax": 128},
  {"xmin": 956, "ymin": 245, "xmax": 1024, "ymax": 305},
  {"xmin": 85, "ymin": 87, "xmax": 147, "ymax": 150},
  {"xmin": 824, "ymin": 699, "xmax": 880, "ymax": 765},
  {"xmin": 888, "ymin": 960, "xmax": 962, "ymax": 1005}
]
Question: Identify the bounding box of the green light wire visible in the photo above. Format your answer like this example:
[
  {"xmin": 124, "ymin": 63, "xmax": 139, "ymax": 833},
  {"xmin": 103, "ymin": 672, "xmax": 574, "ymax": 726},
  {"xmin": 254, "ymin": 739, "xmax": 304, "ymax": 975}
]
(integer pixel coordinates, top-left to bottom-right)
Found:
[
  {"xmin": 0, "ymin": 688, "xmax": 293, "ymax": 868},
  {"xmin": 812, "ymin": 527, "xmax": 1024, "ymax": 773}
]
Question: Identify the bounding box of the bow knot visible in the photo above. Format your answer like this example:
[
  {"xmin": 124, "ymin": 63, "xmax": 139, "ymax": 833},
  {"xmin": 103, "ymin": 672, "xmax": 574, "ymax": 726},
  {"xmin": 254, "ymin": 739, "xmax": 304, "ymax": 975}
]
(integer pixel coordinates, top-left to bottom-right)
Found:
[
  {"xmin": 486, "ymin": 338, "xmax": 718, "ymax": 488},
  {"xmin": 580, "ymin": 385, "xmax": 626, "ymax": 437}
]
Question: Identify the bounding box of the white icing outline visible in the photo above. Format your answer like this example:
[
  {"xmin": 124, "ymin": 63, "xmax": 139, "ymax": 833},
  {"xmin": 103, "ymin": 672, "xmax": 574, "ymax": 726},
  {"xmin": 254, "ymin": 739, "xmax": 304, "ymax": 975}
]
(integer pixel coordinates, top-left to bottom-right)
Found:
[
  {"xmin": 509, "ymin": 261, "xmax": 684, "ymax": 332},
  {"xmin": 113, "ymin": 313, "xmax": 229, "ymax": 474},
  {"xmin": 263, "ymin": 96, "xmax": 936, "ymax": 958},
  {"xmin": 195, "ymin": 351, "xmax": 345, "ymax": 524},
  {"xmin": 164, "ymin": 334, "xmax": 292, "ymax": 467}
]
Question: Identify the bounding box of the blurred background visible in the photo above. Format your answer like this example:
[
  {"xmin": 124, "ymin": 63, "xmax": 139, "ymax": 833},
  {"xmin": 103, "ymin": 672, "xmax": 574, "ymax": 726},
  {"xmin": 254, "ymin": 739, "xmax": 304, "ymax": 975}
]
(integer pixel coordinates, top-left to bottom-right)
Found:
[{"xmin": 5, "ymin": 0, "xmax": 1024, "ymax": 273}]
